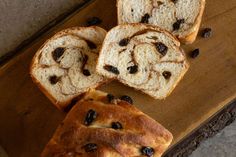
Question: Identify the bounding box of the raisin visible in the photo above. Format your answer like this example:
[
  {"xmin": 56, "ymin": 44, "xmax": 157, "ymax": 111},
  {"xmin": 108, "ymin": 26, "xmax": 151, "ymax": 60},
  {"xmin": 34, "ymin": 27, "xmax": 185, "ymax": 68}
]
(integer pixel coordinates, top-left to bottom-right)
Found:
[
  {"xmin": 119, "ymin": 38, "xmax": 129, "ymax": 46},
  {"xmin": 141, "ymin": 14, "xmax": 150, "ymax": 23},
  {"xmin": 104, "ymin": 65, "xmax": 120, "ymax": 75},
  {"xmin": 84, "ymin": 109, "xmax": 97, "ymax": 126},
  {"xmin": 201, "ymin": 28, "xmax": 212, "ymax": 38},
  {"xmin": 85, "ymin": 40, "xmax": 97, "ymax": 49},
  {"xmin": 49, "ymin": 75, "xmax": 60, "ymax": 85},
  {"xmin": 127, "ymin": 65, "xmax": 138, "ymax": 74},
  {"xmin": 190, "ymin": 49, "xmax": 200, "ymax": 58},
  {"xmin": 155, "ymin": 42, "xmax": 168, "ymax": 56},
  {"xmin": 157, "ymin": 1, "xmax": 164, "ymax": 5},
  {"xmin": 86, "ymin": 17, "xmax": 102, "ymax": 26},
  {"xmin": 173, "ymin": 19, "xmax": 185, "ymax": 31},
  {"xmin": 83, "ymin": 69, "xmax": 91, "ymax": 76},
  {"xmin": 52, "ymin": 47, "xmax": 65, "ymax": 62},
  {"xmin": 141, "ymin": 146, "xmax": 155, "ymax": 157},
  {"xmin": 162, "ymin": 71, "xmax": 172, "ymax": 80},
  {"xmin": 171, "ymin": 0, "xmax": 178, "ymax": 3},
  {"xmin": 107, "ymin": 94, "xmax": 115, "ymax": 103},
  {"xmin": 120, "ymin": 95, "xmax": 133, "ymax": 104},
  {"xmin": 82, "ymin": 54, "xmax": 89, "ymax": 66},
  {"xmin": 64, "ymin": 98, "xmax": 78, "ymax": 112},
  {"xmin": 111, "ymin": 122, "xmax": 123, "ymax": 130},
  {"xmin": 83, "ymin": 143, "xmax": 97, "ymax": 152},
  {"xmin": 81, "ymin": 54, "xmax": 90, "ymax": 75}
]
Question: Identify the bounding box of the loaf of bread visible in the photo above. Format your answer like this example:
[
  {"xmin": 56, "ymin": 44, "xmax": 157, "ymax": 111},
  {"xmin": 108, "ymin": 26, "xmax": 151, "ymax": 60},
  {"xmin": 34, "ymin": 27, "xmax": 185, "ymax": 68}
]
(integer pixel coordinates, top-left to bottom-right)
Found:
[
  {"xmin": 117, "ymin": 0, "xmax": 205, "ymax": 44},
  {"xmin": 41, "ymin": 90, "xmax": 173, "ymax": 157},
  {"xmin": 30, "ymin": 26, "xmax": 107, "ymax": 110},
  {"xmin": 97, "ymin": 24, "xmax": 189, "ymax": 99}
]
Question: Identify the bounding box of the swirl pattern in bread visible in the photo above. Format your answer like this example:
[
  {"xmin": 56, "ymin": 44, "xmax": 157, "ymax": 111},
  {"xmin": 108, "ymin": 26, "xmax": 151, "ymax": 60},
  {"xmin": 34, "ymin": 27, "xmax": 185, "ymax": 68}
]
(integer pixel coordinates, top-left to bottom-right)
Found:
[
  {"xmin": 97, "ymin": 24, "xmax": 189, "ymax": 99},
  {"xmin": 30, "ymin": 27, "xmax": 107, "ymax": 110}
]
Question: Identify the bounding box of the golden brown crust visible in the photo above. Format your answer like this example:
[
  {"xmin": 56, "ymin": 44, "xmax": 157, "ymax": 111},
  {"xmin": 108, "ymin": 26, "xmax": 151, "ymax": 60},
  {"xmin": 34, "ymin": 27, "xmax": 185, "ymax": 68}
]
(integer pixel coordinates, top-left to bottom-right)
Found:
[{"xmin": 41, "ymin": 90, "xmax": 173, "ymax": 157}]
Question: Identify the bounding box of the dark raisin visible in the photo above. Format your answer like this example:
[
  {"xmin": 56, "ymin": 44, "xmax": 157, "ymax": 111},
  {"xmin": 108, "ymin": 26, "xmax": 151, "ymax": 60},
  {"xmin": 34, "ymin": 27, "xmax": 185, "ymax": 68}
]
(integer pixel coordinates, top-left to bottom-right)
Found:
[
  {"xmin": 83, "ymin": 69, "xmax": 91, "ymax": 76},
  {"xmin": 157, "ymin": 1, "xmax": 164, "ymax": 5},
  {"xmin": 107, "ymin": 94, "xmax": 115, "ymax": 103},
  {"xmin": 119, "ymin": 38, "xmax": 129, "ymax": 46},
  {"xmin": 64, "ymin": 98, "xmax": 78, "ymax": 112},
  {"xmin": 85, "ymin": 40, "xmax": 97, "ymax": 49},
  {"xmin": 111, "ymin": 122, "xmax": 123, "ymax": 130},
  {"xmin": 52, "ymin": 47, "xmax": 65, "ymax": 62},
  {"xmin": 141, "ymin": 146, "xmax": 155, "ymax": 157},
  {"xmin": 81, "ymin": 55, "xmax": 89, "ymax": 74},
  {"xmin": 86, "ymin": 17, "xmax": 102, "ymax": 26},
  {"xmin": 83, "ymin": 143, "xmax": 97, "ymax": 152},
  {"xmin": 162, "ymin": 71, "xmax": 172, "ymax": 80},
  {"xmin": 49, "ymin": 75, "xmax": 60, "ymax": 85},
  {"xmin": 173, "ymin": 19, "xmax": 185, "ymax": 31},
  {"xmin": 201, "ymin": 28, "xmax": 212, "ymax": 38},
  {"xmin": 104, "ymin": 65, "xmax": 120, "ymax": 75},
  {"xmin": 141, "ymin": 13, "xmax": 150, "ymax": 23},
  {"xmin": 171, "ymin": 0, "xmax": 178, "ymax": 3},
  {"xmin": 127, "ymin": 65, "xmax": 138, "ymax": 74},
  {"xmin": 190, "ymin": 49, "xmax": 200, "ymax": 58},
  {"xmin": 155, "ymin": 42, "xmax": 168, "ymax": 56},
  {"xmin": 84, "ymin": 109, "xmax": 97, "ymax": 126},
  {"xmin": 147, "ymin": 36, "xmax": 158, "ymax": 40},
  {"xmin": 120, "ymin": 95, "xmax": 133, "ymax": 104},
  {"xmin": 82, "ymin": 54, "xmax": 89, "ymax": 64}
]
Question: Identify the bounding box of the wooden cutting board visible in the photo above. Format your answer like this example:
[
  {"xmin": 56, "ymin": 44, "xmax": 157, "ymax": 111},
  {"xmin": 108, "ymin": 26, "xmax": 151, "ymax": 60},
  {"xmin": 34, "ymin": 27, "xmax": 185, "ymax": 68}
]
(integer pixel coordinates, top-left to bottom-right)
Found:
[{"xmin": 0, "ymin": 0, "xmax": 236, "ymax": 156}]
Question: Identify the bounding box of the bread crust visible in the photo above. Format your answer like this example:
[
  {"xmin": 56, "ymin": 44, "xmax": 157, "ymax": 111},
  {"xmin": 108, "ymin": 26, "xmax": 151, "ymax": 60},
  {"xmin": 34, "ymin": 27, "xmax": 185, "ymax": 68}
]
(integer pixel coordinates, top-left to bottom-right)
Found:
[
  {"xmin": 41, "ymin": 90, "xmax": 173, "ymax": 157},
  {"xmin": 30, "ymin": 26, "xmax": 108, "ymax": 111},
  {"xmin": 117, "ymin": 0, "xmax": 206, "ymax": 44}
]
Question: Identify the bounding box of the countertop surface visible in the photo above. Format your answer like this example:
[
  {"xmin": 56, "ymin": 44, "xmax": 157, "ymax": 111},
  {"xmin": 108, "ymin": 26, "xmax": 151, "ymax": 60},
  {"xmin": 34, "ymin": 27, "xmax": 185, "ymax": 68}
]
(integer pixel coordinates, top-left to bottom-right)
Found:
[{"xmin": 0, "ymin": 0, "xmax": 235, "ymax": 157}]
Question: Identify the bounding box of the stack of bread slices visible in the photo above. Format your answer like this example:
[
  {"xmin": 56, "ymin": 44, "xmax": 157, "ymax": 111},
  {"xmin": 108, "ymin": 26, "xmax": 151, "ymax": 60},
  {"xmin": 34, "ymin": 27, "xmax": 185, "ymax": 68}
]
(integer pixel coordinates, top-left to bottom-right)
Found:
[{"xmin": 30, "ymin": 0, "xmax": 205, "ymax": 156}]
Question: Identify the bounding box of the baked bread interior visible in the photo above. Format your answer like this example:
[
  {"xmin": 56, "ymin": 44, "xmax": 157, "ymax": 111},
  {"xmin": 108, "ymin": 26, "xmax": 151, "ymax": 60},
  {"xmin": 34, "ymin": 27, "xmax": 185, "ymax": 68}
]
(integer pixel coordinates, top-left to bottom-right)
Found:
[
  {"xmin": 97, "ymin": 24, "xmax": 189, "ymax": 99},
  {"xmin": 30, "ymin": 26, "xmax": 107, "ymax": 110},
  {"xmin": 117, "ymin": 0, "xmax": 205, "ymax": 44}
]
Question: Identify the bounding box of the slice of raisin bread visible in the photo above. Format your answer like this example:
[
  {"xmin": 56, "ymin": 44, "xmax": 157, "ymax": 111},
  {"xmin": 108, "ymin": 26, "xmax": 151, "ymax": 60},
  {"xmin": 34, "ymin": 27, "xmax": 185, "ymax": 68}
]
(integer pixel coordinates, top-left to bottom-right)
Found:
[
  {"xmin": 96, "ymin": 24, "xmax": 189, "ymax": 99},
  {"xmin": 30, "ymin": 26, "xmax": 107, "ymax": 110},
  {"xmin": 41, "ymin": 90, "xmax": 173, "ymax": 157},
  {"xmin": 117, "ymin": 0, "xmax": 206, "ymax": 44}
]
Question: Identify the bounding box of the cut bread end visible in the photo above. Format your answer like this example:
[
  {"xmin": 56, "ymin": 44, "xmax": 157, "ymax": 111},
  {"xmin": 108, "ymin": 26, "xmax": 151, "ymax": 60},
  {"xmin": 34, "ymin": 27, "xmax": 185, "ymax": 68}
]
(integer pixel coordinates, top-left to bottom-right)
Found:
[
  {"xmin": 97, "ymin": 24, "xmax": 189, "ymax": 99},
  {"xmin": 30, "ymin": 26, "xmax": 108, "ymax": 110}
]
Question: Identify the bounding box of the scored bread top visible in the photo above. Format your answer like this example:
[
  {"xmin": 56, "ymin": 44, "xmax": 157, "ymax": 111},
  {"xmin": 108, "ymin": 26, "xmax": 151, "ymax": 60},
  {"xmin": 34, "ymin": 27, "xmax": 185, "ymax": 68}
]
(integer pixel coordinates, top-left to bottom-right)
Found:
[
  {"xmin": 117, "ymin": 0, "xmax": 205, "ymax": 44},
  {"xmin": 41, "ymin": 90, "xmax": 173, "ymax": 157},
  {"xmin": 30, "ymin": 26, "xmax": 107, "ymax": 110},
  {"xmin": 96, "ymin": 24, "xmax": 189, "ymax": 99}
]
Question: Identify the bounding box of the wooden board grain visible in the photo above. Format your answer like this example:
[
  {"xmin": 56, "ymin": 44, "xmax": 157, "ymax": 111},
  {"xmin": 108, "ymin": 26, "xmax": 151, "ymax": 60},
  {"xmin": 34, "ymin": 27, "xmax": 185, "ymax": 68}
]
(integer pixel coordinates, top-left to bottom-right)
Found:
[{"xmin": 0, "ymin": 0, "xmax": 236, "ymax": 156}]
